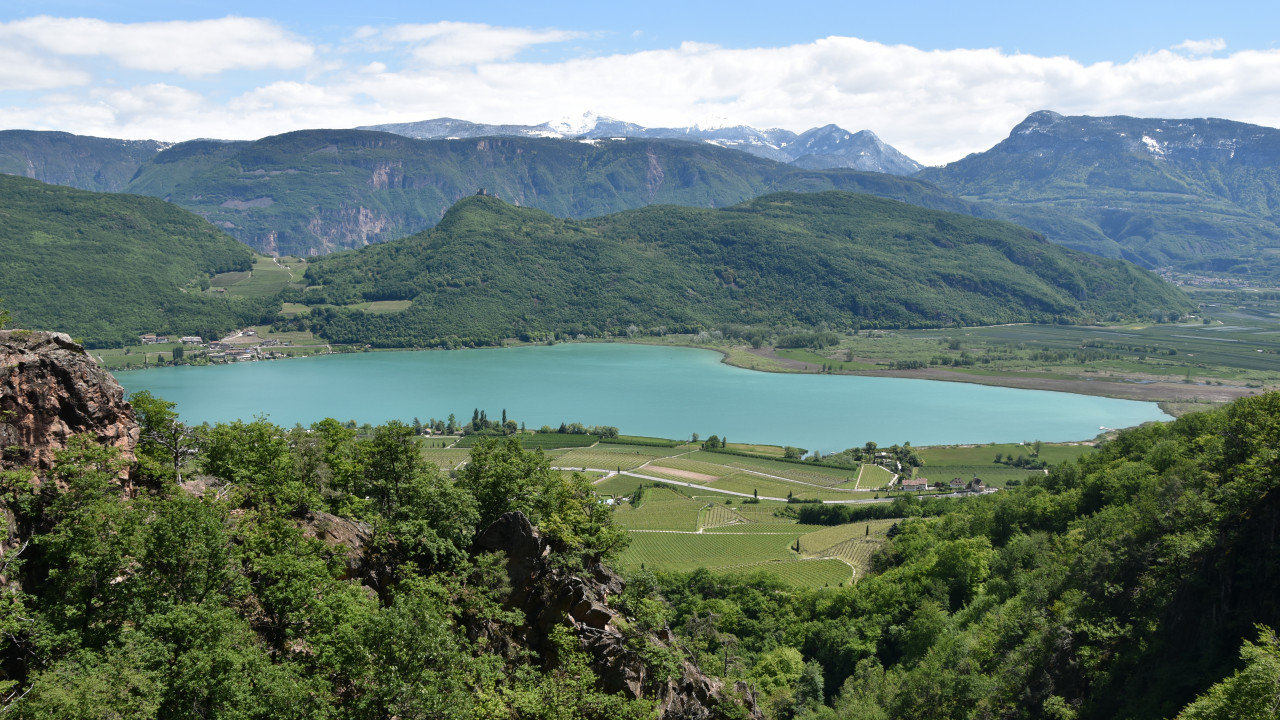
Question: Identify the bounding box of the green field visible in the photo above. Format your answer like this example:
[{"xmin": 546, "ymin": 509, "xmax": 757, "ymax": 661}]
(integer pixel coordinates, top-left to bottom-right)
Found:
[
  {"xmin": 858, "ymin": 464, "xmax": 896, "ymax": 488},
  {"xmin": 455, "ymin": 432, "xmax": 599, "ymax": 449},
  {"xmin": 917, "ymin": 442, "xmax": 1094, "ymax": 467},
  {"xmin": 687, "ymin": 451, "xmax": 862, "ymax": 485},
  {"xmin": 213, "ymin": 255, "xmax": 302, "ymax": 299},
  {"xmin": 609, "ymin": 478, "xmax": 888, "ymax": 587},
  {"xmin": 611, "ymin": 488, "xmax": 704, "ymax": 531},
  {"xmin": 712, "ymin": 558, "xmax": 853, "ymax": 588},
  {"xmin": 555, "ymin": 447, "xmax": 675, "ymax": 471},
  {"xmin": 707, "ymin": 472, "xmax": 872, "ymax": 501},
  {"xmin": 616, "ymin": 532, "xmax": 805, "ymax": 572},
  {"xmin": 420, "ymin": 448, "xmax": 470, "ymax": 470}
]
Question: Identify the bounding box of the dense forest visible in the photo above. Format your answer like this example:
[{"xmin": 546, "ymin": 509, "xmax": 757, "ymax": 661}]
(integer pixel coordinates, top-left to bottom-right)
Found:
[
  {"xmin": 294, "ymin": 191, "xmax": 1192, "ymax": 347},
  {"xmin": 650, "ymin": 392, "xmax": 1280, "ymax": 720},
  {"xmin": 0, "ymin": 393, "xmax": 667, "ymax": 719},
  {"xmin": 0, "ymin": 175, "xmax": 277, "ymax": 347},
  {"xmin": 2, "ymin": 377, "xmax": 1278, "ymax": 717}
]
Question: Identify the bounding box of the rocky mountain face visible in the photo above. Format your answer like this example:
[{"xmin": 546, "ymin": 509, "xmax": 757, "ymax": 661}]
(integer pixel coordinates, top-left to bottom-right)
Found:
[
  {"xmin": 0, "ymin": 330, "xmax": 138, "ymax": 477},
  {"xmin": 358, "ymin": 113, "xmax": 922, "ymax": 175},
  {"xmin": 471, "ymin": 511, "xmax": 757, "ymax": 719},
  {"xmin": 122, "ymin": 129, "xmax": 968, "ymax": 256},
  {"xmin": 0, "ymin": 130, "xmax": 168, "ymax": 193},
  {"xmin": 918, "ymin": 111, "xmax": 1280, "ymax": 275}
]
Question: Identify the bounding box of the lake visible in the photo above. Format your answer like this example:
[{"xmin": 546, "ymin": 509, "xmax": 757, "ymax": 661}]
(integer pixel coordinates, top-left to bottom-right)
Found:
[{"xmin": 114, "ymin": 343, "xmax": 1170, "ymax": 451}]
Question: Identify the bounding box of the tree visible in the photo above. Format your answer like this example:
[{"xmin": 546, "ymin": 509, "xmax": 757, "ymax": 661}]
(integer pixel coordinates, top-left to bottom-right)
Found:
[
  {"xmin": 0, "ymin": 297, "xmax": 8, "ymax": 329},
  {"xmin": 1032, "ymin": 439, "xmax": 1044, "ymax": 457},
  {"xmin": 131, "ymin": 390, "xmax": 201, "ymax": 484},
  {"xmin": 459, "ymin": 436, "xmax": 551, "ymax": 529},
  {"xmin": 1175, "ymin": 625, "xmax": 1280, "ymax": 720}
]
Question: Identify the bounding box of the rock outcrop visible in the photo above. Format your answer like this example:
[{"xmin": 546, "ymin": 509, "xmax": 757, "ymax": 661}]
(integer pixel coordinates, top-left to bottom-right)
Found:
[
  {"xmin": 473, "ymin": 511, "xmax": 759, "ymax": 720},
  {"xmin": 0, "ymin": 330, "xmax": 138, "ymax": 476}
]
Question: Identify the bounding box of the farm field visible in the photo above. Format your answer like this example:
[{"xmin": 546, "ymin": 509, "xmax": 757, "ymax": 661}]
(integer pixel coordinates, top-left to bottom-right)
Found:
[
  {"xmin": 616, "ymin": 532, "xmax": 804, "ymax": 573},
  {"xmin": 857, "ymin": 464, "xmax": 896, "ymax": 489},
  {"xmin": 555, "ymin": 446, "xmax": 675, "ymax": 471},
  {"xmin": 420, "ymin": 448, "xmax": 470, "ymax": 470},
  {"xmin": 611, "ymin": 488, "xmax": 705, "ymax": 531},
  {"xmin": 707, "ymin": 472, "xmax": 872, "ymax": 501},
  {"xmin": 608, "ymin": 477, "xmax": 890, "ymax": 587},
  {"xmin": 455, "ymin": 432, "xmax": 600, "ymax": 449},
  {"xmin": 213, "ymin": 255, "xmax": 301, "ymax": 299},
  {"xmin": 796, "ymin": 519, "xmax": 899, "ymax": 578},
  {"xmin": 918, "ymin": 465, "xmax": 1041, "ymax": 488},
  {"xmin": 917, "ymin": 442, "xmax": 1094, "ymax": 467},
  {"xmin": 710, "ymin": 558, "xmax": 853, "ymax": 588},
  {"xmin": 686, "ymin": 451, "xmax": 862, "ymax": 485}
]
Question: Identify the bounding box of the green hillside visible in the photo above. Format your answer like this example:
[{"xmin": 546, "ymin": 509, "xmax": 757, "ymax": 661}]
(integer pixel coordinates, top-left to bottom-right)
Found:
[
  {"xmin": 296, "ymin": 191, "xmax": 1192, "ymax": 346},
  {"xmin": 0, "ymin": 175, "xmax": 276, "ymax": 347},
  {"xmin": 124, "ymin": 129, "xmax": 979, "ymax": 256},
  {"xmin": 919, "ymin": 111, "xmax": 1280, "ymax": 276},
  {"xmin": 0, "ymin": 130, "xmax": 167, "ymax": 193}
]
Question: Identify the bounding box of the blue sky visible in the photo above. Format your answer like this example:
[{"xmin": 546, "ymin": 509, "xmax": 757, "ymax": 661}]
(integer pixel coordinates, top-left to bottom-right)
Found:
[{"xmin": 2, "ymin": 1, "xmax": 1279, "ymax": 164}]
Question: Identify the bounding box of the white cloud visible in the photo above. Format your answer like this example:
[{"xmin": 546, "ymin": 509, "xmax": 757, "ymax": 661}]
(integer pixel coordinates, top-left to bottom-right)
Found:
[
  {"xmin": 1173, "ymin": 38, "xmax": 1227, "ymax": 56},
  {"xmin": 374, "ymin": 21, "xmax": 580, "ymax": 66},
  {"xmin": 0, "ymin": 46, "xmax": 89, "ymax": 91},
  {"xmin": 6, "ymin": 22, "xmax": 1280, "ymax": 166},
  {"xmin": 0, "ymin": 16, "xmax": 314, "ymax": 76}
]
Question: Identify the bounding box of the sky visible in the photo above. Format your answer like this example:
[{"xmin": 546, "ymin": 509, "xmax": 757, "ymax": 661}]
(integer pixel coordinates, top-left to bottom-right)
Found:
[{"xmin": 2, "ymin": 1, "xmax": 1280, "ymax": 165}]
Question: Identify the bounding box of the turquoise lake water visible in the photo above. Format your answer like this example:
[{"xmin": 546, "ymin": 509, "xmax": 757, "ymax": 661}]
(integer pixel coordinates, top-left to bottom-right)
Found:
[{"xmin": 114, "ymin": 343, "xmax": 1171, "ymax": 451}]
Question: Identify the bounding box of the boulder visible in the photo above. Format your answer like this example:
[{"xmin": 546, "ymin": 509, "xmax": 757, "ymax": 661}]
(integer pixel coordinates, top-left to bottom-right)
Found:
[{"xmin": 0, "ymin": 330, "xmax": 138, "ymax": 476}]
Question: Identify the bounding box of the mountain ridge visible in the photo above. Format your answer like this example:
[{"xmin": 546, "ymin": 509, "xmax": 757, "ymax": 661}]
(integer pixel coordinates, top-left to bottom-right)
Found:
[
  {"xmin": 919, "ymin": 110, "xmax": 1280, "ymax": 276},
  {"xmin": 357, "ymin": 114, "xmax": 923, "ymax": 174}
]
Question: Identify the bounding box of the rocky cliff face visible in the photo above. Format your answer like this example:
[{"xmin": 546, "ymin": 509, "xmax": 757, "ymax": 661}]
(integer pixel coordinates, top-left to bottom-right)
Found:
[
  {"xmin": 473, "ymin": 511, "xmax": 759, "ymax": 720},
  {"xmin": 0, "ymin": 330, "xmax": 138, "ymax": 476}
]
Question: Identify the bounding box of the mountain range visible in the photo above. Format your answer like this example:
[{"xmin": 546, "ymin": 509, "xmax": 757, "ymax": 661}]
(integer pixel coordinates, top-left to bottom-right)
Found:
[
  {"xmin": 2, "ymin": 111, "xmax": 1280, "ymax": 279},
  {"xmin": 920, "ymin": 111, "xmax": 1280, "ymax": 276},
  {"xmin": 121, "ymin": 129, "xmax": 969, "ymax": 256},
  {"xmin": 358, "ymin": 112, "xmax": 925, "ymax": 175}
]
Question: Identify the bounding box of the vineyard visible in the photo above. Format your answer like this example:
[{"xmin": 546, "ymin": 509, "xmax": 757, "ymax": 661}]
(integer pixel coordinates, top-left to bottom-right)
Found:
[
  {"xmin": 455, "ymin": 432, "xmax": 601, "ymax": 449},
  {"xmin": 687, "ymin": 451, "xmax": 862, "ymax": 485},
  {"xmin": 709, "ymin": 558, "xmax": 853, "ymax": 588},
  {"xmin": 612, "ymin": 488, "xmax": 704, "ymax": 531},
  {"xmin": 796, "ymin": 518, "xmax": 899, "ymax": 575},
  {"xmin": 615, "ymin": 532, "xmax": 805, "ymax": 573},
  {"xmin": 553, "ymin": 446, "xmax": 671, "ymax": 471}
]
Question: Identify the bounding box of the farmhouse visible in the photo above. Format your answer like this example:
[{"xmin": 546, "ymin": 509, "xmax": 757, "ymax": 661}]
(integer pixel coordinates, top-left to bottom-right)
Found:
[
  {"xmin": 900, "ymin": 477, "xmax": 928, "ymax": 492},
  {"xmin": 180, "ymin": 336, "xmax": 202, "ymax": 344},
  {"xmin": 138, "ymin": 334, "xmax": 168, "ymax": 344}
]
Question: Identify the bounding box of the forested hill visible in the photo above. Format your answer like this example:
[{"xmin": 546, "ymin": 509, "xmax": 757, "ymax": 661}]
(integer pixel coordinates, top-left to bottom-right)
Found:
[
  {"xmin": 0, "ymin": 175, "xmax": 275, "ymax": 347},
  {"xmin": 0, "ymin": 130, "xmax": 168, "ymax": 193},
  {"xmin": 918, "ymin": 111, "xmax": 1280, "ymax": 277},
  {"xmin": 297, "ymin": 191, "xmax": 1192, "ymax": 347},
  {"xmin": 661, "ymin": 391, "xmax": 1280, "ymax": 720},
  {"xmin": 122, "ymin": 129, "xmax": 977, "ymax": 257}
]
